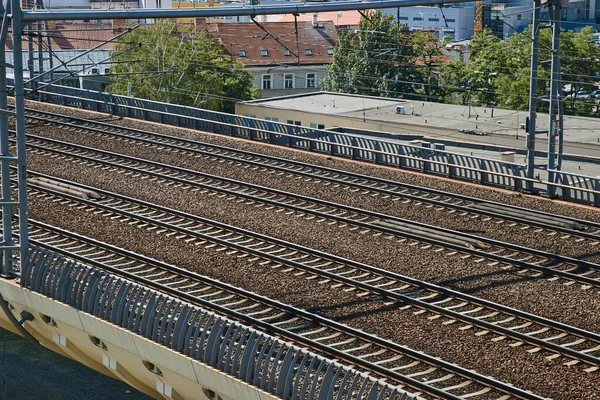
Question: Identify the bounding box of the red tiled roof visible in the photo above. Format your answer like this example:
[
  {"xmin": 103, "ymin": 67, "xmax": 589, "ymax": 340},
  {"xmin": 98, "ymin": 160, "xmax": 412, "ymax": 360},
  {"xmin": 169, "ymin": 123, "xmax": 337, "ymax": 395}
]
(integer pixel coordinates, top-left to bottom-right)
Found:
[
  {"xmin": 6, "ymin": 22, "xmax": 122, "ymax": 51},
  {"xmin": 205, "ymin": 21, "xmax": 339, "ymax": 67}
]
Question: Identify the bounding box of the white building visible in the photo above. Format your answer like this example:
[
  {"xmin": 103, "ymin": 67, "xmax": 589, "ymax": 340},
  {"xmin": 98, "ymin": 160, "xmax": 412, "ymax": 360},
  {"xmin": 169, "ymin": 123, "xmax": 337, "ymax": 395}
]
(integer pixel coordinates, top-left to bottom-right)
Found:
[
  {"xmin": 42, "ymin": 0, "xmax": 173, "ymax": 11},
  {"xmin": 382, "ymin": 6, "xmax": 475, "ymax": 41}
]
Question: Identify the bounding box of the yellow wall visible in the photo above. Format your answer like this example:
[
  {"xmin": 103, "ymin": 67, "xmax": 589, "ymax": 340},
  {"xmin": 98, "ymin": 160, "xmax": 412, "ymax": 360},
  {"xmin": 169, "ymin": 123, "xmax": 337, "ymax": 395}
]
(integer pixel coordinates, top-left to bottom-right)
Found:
[
  {"xmin": 235, "ymin": 102, "xmax": 452, "ymax": 137},
  {"xmin": 236, "ymin": 102, "xmax": 400, "ymax": 133},
  {"xmin": 0, "ymin": 278, "xmax": 278, "ymax": 400}
]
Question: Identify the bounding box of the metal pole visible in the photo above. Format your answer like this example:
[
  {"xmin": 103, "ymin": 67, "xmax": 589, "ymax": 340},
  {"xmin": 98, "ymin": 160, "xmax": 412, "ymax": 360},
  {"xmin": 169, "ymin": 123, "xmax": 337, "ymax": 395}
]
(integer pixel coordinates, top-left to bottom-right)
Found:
[
  {"xmin": 526, "ymin": 0, "xmax": 541, "ymax": 191},
  {"xmin": 11, "ymin": 0, "xmax": 30, "ymax": 272},
  {"xmin": 36, "ymin": 0, "xmax": 45, "ymax": 85},
  {"xmin": 21, "ymin": 0, "xmax": 474, "ymax": 22},
  {"xmin": 557, "ymin": 96, "xmax": 564, "ymax": 170},
  {"xmin": 0, "ymin": 0, "xmax": 12, "ymax": 276},
  {"xmin": 26, "ymin": 0, "xmax": 34, "ymax": 89},
  {"xmin": 547, "ymin": 0, "xmax": 561, "ymax": 197}
]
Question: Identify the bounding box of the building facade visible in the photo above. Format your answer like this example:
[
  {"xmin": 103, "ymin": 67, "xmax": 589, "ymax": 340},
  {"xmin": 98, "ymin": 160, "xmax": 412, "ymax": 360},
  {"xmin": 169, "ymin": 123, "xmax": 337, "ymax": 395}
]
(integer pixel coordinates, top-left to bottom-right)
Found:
[
  {"xmin": 381, "ymin": 6, "xmax": 475, "ymax": 41},
  {"xmin": 204, "ymin": 20, "xmax": 338, "ymax": 97}
]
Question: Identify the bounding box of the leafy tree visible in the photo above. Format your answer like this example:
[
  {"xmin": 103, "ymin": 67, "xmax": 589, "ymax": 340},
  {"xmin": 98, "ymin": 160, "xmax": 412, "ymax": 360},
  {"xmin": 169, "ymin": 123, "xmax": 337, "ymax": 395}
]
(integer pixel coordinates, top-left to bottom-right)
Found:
[
  {"xmin": 107, "ymin": 20, "xmax": 258, "ymax": 113},
  {"xmin": 411, "ymin": 30, "xmax": 445, "ymax": 101},
  {"xmin": 322, "ymin": 11, "xmax": 421, "ymax": 99},
  {"xmin": 439, "ymin": 26, "xmax": 600, "ymax": 115}
]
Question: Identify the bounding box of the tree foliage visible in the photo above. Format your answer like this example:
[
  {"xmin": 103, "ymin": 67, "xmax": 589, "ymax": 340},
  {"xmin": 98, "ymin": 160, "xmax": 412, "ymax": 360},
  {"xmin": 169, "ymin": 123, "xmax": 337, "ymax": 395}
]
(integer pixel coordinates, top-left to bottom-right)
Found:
[
  {"xmin": 439, "ymin": 26, "xmax": 600, "ymax": 115},
  {"xmin": 322, "ymin": 11, "xmax": 422, "ymax": 98},
  {"xmin": 107, "ymin": 21, "xmax": 258, "ymax": 113}
]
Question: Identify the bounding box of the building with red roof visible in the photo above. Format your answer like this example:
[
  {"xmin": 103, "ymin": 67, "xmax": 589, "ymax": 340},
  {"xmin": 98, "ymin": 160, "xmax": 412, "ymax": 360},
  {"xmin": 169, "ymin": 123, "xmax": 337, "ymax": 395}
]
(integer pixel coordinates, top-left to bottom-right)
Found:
[{"xmin": 205, "ymin": 20, "xmax": 339, "ymax": 97}]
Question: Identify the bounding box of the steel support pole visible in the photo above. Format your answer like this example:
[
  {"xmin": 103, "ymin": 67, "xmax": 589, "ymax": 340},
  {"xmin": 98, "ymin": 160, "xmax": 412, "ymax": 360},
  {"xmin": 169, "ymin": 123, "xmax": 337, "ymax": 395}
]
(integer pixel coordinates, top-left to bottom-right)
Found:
[
  {"xmin": 526, "ymin": 0, "xmax": 541, "ymax": 192},
  {"xmin": 0, "ymin": 0, "xmax": 12, "ymax": 275},
  {"xmin": 547, "ymin": 0, "xmax": 561, "ymax": 197},
  {"xmin": 36, "ymin": 19, "xmax": 44, "ymax": 85},
  {"xmin": 11, "ymin": 0, "xmax": 30, "ymax": 272}
]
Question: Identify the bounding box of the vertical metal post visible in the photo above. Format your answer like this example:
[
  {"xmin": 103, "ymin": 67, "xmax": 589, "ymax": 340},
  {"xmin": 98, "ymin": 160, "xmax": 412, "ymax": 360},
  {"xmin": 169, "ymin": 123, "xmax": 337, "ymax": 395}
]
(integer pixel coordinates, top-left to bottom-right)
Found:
[
  {"xmin": 557, "ymin": 96, "xmax": 564, "ymax": 170},
  {"xmin": 35, "ymin": 0, "xmax": 48, "ymax": 86},
  {"xmin": 11, "ymin": 0, "xmax": 30, "ymax": 272},
  {"xmin": 0, "ymin": 0, "xmax": 12, "ymax": 276},
  {"xmin": 26, "ymin": 0, "xmax": 34, "ymax": 89},
  {"xmin": 547, "ymin": 0, "xmax": 561, "ymax": 197},
  {"xmin": 526, "ymin": 0, "xmax": 541, "ymax": 191},
  {"xmin": 36, "ymin": 21, "xmax": 44, "ymax": 84}
]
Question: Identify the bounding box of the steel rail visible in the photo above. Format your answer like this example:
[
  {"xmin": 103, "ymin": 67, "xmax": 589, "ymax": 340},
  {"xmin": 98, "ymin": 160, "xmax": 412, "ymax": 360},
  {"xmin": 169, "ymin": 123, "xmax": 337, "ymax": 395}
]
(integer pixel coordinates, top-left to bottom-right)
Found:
[
  {"xmin": 23, "ymin": 108, "xmax": 600, "ymax": 240},
  {"xmin": 20, "ymin": 219, "xmax": 545, "ymax": 400},
  {"xmin": 22, "ymin": 134, "xmax": 600, "ymax": 288},
  {"xmin": 24, "ymin": 172, "xmax": 600, "ymax": 369}
]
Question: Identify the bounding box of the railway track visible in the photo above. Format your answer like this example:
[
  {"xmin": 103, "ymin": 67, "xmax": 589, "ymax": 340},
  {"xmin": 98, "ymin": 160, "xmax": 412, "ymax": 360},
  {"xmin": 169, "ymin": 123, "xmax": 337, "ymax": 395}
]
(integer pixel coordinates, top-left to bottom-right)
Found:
[
  {"xmin": 23, "ymin": 107, "xmax": 600, "ymax": 241},
  {"xmin": 24, "ymin": 172, "xmax": 600, "ymax": 372},
  {"xmin": 23, "ymin": 134, "xmax": 600, "ymax": 290},
  {"xmin": 18, "ymin": 218, "xmax": 545, "ymax": 400}
]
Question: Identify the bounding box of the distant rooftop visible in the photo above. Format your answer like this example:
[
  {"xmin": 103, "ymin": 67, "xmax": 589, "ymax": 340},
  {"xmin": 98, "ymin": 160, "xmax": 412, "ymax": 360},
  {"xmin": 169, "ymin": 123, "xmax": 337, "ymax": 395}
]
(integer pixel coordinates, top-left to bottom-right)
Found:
[
  {"xmin": 242, "ymin": 92, "xmax": 600, "ymax": 144},
  {"xmin": 204, "ymin": 21, "xmax": 338, "ymax": 66}
]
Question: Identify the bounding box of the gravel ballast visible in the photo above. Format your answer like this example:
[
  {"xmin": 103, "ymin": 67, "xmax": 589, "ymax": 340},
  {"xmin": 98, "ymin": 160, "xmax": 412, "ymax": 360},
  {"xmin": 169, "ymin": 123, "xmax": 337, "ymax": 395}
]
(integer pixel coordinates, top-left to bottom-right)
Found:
[
  {"xmin": 28, "ymin": 124, "xmax": 600, "ymax": 263},
  {"xmin": 28, "ymin": 194, "xmax": 600, "ymax": 400},
  {"xmin": 21, "ymin": 101, "xmax": 600, "ymax": 399}
]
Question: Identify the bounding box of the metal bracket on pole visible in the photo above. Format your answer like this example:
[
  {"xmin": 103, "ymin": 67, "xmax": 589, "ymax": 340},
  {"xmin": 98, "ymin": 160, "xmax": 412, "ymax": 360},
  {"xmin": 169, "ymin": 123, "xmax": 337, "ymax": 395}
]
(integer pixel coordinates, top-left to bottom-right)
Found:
[
  {"xmin": 526, "ymin": 0, "xmax": 540, "ymax": 192},
  {"xmin": 546, "ymin": 0, "xmax": 562, "ymax": 197},
  {"xmin": 526, "ymin": 0, "xmax": 562, "ymax": 195}
]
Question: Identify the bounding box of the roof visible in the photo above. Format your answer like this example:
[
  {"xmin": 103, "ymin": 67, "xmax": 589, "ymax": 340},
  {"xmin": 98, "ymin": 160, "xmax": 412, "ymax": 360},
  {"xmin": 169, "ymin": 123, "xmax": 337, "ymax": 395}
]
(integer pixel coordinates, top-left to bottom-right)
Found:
[
  {"xmin": 277, "ymin": 10, "xmax": 364, "ymax": 27},
  {"xmin": 5, "ymin": 49, "xmax": 112, "ymax": 77},
  {"xmin": 5, "ymin": 22, "xmax": 121, "ymax": 51},
  {"xmin": 240, "ymin": 91, "xmax": 600, "ymax": 145},
  {"xmin": 205, "ymin": 21, "xmax": 339, "ymax": 67}
]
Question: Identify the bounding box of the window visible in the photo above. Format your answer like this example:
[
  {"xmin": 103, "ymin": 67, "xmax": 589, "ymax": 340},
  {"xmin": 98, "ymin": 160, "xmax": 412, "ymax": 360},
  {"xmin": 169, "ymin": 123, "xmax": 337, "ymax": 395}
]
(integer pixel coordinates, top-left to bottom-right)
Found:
[
  {"xmin": 287, "ymin": 120, "xmax": 301, "ymax": 126},
  {"xmin": 283, "ymin": 49, "xmax": 291, "ymax": 56},
  {"xmin": 310, "ymin": 123, "xmax": 325, "ymax": 129},
  {"xmin": 284, "ymin": 73, "xmax": 295, "ymax": 89},
  {"xmin": 327, "ymin": 48, "xmax": 334, "ymax": 55},
  {"xmin": 157, "ymin": 0, "xmax": 162, "ymax": 7},
  {"xmin": 91, "ymin": 68, "xmax": 99, "ymax": 74},
  {"xmin": 446, "ymin": 18, "xmax": 455, "ymax": 22},
  {"xmin": 238, "ymin": 49, "xmax": 246, "ymax": 57},
  {"xmin": 428, "ymin": 18, "xmax": 439, "ymax": 21},
  {"xmin": 104, "ymin": 68, "xmax": 110, "ymax": 74},
  {"xmin": 517, "ymin": 14, "xmax": 521, "ymax": 21},
  {"xmin": 413, "ymin": 17, "xmax": 422, "ymax": 21},
  {"xmin": 260, "ymin": 49, "xmax": 268, "ymax": 57},
  {"xmin": 306, "ymin": 73, "xmax": 316, "ymax": 88},
  {"xmin": 304, "ymin": 48, "xmax": 313, "ymax": 56},
  {"xmin": 265, "ymin": 117, "xmax": 279, "ymax": 122},
  {"xmin": 399, "ymin": 16, "xmax": 409, "ymax": 20},
  {"xmin": 261, "ymin": 74, "xmax": 272, "ymax": 90}
]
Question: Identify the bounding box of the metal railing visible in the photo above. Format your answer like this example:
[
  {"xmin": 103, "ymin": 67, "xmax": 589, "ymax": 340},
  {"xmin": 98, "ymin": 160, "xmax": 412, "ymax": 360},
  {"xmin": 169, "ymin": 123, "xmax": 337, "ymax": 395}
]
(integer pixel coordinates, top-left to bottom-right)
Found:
[
  {"xmin": 29, "ymin": 84, "xmax": 600, "ymax": 207},
  {"xmin": 21, "ymin": 247, "xmax": 415, "ymax": 400}
]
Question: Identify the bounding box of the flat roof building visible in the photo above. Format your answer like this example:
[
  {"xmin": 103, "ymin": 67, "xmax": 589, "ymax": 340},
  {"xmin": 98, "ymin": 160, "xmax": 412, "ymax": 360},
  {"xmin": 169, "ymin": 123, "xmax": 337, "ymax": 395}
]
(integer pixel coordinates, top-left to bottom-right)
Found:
[{"xmin": 236, "ymin": 91, "xmax": 600, "ymax": 146}]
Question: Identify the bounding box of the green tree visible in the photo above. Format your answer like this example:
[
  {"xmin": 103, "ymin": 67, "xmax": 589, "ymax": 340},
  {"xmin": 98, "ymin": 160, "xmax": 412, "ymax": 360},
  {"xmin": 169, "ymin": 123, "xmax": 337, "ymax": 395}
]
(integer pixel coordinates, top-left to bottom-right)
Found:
[
  {"xmin": 107, "ymin": 21, "xmax": 258, "ymax": 113},
  {"xmin": 411, "ymin": 30, "xmax": 445, "ymax": 101},
  {"xmin": 439, "ymin": 26, "xmax": 600, "ymax": 115},
  {"xmin": 322, "ymin": 11, "xmax": 421, "ymax": 99}
]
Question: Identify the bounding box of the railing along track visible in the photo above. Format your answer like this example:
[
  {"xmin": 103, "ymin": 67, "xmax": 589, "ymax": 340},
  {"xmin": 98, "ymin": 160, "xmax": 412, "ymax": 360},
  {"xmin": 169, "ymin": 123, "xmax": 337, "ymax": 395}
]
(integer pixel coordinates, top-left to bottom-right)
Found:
[
  {"xmin": 22, "ymin": 134, "xmax": 600, "ymax": 290},
  {"xmin": 24, "ymin": 172, "xmax": 600, "ymax": 372}
]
